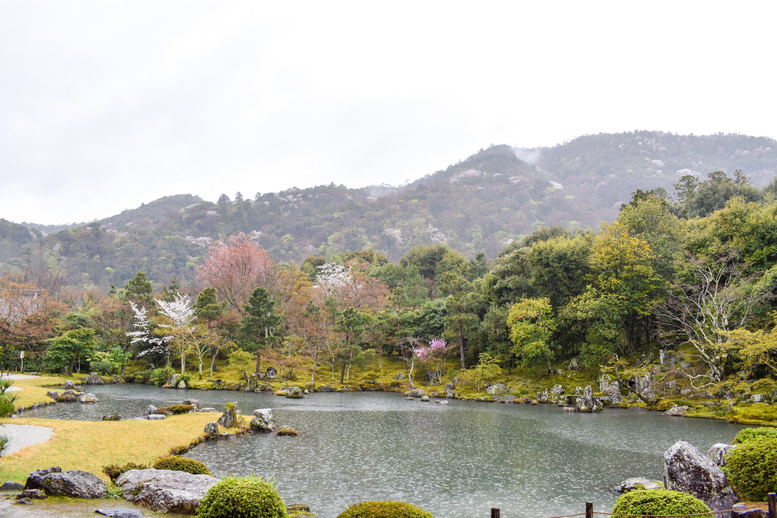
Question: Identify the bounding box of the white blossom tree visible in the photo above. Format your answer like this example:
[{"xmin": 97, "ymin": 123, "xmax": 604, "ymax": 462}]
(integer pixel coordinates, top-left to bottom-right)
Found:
[
  {"xmin": 126, "ymin": 302, "xmax": 170, "ymax": 366},
  {"xmin": 155, "ymin": 293, "xmax": 196, "ymax": 374}
]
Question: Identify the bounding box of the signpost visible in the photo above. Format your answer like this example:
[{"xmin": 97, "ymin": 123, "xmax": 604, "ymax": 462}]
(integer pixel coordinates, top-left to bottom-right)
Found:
[{"xmin": 20, "ymin": 350, "xmax": 24, "ymax": 373}]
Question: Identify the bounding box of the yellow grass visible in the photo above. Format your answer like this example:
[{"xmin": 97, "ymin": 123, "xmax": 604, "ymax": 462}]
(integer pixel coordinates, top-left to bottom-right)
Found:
[
  {"xmin": 0, "ymin": 412, "xmax": 226, "ymax": 484},
  {"xmin": 6, "ymin": 375, "xmax": 69, "ymax": 410}
]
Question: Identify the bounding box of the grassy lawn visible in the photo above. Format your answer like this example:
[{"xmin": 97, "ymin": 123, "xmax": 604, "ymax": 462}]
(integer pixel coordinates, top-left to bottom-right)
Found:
[{"xmin": 0, "ymin": 412, "xmax": 227, "ymax": 484}]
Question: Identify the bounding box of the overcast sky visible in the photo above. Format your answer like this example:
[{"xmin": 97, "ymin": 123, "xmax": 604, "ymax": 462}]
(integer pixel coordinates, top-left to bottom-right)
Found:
[{"xmin": 2, "ymin": 1, "xmax": 775, "ymax": 225}]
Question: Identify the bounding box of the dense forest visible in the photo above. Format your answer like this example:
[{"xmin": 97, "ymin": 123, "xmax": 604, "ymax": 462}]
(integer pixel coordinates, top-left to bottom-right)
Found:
[
  {"xmin": 1, "ymin": 132, "xmax": 777, "ymax": 409},
  {"xmin": 1, "ymin": 131, "xmax": 776, "ymax": 296}
]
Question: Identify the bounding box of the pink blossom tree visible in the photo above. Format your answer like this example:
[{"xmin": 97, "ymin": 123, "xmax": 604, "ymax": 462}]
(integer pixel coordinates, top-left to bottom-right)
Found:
[{"xmin": 414, "ymin": 338, "xmax": 453, "ymax": 384}]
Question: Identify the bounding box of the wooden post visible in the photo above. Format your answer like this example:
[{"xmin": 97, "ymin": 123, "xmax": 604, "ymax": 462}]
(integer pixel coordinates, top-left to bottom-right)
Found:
[
  {"xmin": 586, "ymin": 502, "xmax": 593, "ymax": 518},
  {"xmin": 768, "ymin": 493, "xmax": 776, "ymax": 518},
  {"xmin": 491, "ymin": 508, "xmax": 500, "ymax": 518}
]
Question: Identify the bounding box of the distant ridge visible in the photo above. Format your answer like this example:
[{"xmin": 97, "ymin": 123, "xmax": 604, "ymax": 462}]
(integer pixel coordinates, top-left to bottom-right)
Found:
[{"xmin": 3, "ymin": 131, "xmax": 776, "ymax": 291}]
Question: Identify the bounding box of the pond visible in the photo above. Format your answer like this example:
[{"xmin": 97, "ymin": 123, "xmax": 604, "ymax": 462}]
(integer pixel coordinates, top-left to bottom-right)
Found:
[{"xmin": 25, "ymin": 385, "xmax": 745, "ymax": 518}]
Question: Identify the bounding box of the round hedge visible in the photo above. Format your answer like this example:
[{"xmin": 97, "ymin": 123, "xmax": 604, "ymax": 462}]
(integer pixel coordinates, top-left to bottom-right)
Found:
[
  {"xmin": 196, "ymin": 475, "xmax": 287, "ymax": 518},
  {"xmin": 153, "ymin": 456, "xmax": 212, "ymax": 476},
  {"xmin": 612, "ymin": 489, "xmax": 713, "ymax": 518},
  {"xmin": 337, "ymin": 500, "xmax": 434, "ymax": 518},
  {"xmin": 733, "ymin": 427, "xmax": 777, "ymax": 444},
  {"xmin": 723, "ymin": 436, "xmax": 777, "ymax": 501}
]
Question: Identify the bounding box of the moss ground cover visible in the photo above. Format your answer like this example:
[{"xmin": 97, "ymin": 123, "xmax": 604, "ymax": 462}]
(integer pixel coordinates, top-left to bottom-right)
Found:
[{"xmin": 0, "ymin": 412, "xmax": 226, "ymax": 484}]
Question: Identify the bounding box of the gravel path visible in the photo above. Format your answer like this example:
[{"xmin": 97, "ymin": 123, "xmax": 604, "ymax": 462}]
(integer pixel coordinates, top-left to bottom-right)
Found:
[
  {"xmin": 0, "ymin": 424, "xmax": 54, "ymax": 456},
  {"xmin": 1, "ymin": 374, "xmax": 54, "ymax": 456}
]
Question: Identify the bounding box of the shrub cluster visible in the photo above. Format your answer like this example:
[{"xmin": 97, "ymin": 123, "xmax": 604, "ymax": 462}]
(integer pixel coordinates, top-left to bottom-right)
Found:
[
  {"xmin": 733, "ymin": 427, "xmax": 777, "ymax": 444},
  {"xmin": 723, "ymin": 436, "xmax": 777, "ymax": 501},
  {"xmin": 337, "ymin": 501, "xmax": 434, "ymax": 518},
  {"xmin": 152, "ymin": 456, "xmax": 212, "ymax": 476},
  {"xmin": 102, "ymin": 462, "xmax": 149, "ymax": 483},
  {"xmin": 611, "ymin": 489, "xmax": 713, "ymax": 518},
  {"xmin": 196, "ymin": 475, "xmax": 287, "ymax": 518}
]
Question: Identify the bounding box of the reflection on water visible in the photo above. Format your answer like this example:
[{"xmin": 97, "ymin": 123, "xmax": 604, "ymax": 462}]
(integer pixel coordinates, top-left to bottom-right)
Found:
[{"xmin": 24, "ymin": 385, "xmax": 745, "ymax": 518}]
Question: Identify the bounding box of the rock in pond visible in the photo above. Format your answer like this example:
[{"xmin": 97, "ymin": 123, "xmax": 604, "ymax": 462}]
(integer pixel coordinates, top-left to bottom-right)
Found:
[
  {"xmin": 85, "ymin": 372, "xmax": 105, "ymax": 385},
  {"xmin": 612, "ymin": 477, "xmax": 662, "ymax": 493},
  {"xmin": 25, "ymin": 467, "xmax": 107, "ymax": 499},
  {"xmin": 116, "ymin": 468, "xmax": 218, "ymax": 514},
  {"xmin": 663, "ymin": 440, "xmax": 738, "ymax": 511},
  {"xmin": 250, "ymin": 409, "xmax": 276, "ymax": 433},
  {"xmin": 78, "ymin": 392, "xmax": 99, "ymax": 404}
]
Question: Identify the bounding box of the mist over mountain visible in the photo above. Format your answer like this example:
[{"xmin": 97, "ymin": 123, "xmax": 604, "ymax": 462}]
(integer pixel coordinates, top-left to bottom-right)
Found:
[{"xmin": 2, "ymin": 131, "xmax": 775, "ymax": 292}]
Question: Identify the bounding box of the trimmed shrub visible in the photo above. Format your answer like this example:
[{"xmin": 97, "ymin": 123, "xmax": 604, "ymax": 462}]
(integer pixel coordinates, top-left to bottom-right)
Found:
[
  {"xmin": 102, "ymin": 462, "xmax": 149, "ymax": 483},
  {"xmin": 91, "ymin": 360, "xmax": 114, "ymax": 375},
  {"xmin": 723, "ymin": 436, "xmax": 777, "ymax": 501},
  {"xmin": 152, "ymin": 456, "xmax": 212, "ymax": 476},
  {"xmin": 611, "ymin": 490, "xmax": 713, "ymax": 518},
  {"xmin": 196, "ymin": 475, "xmax": 287, "ymax": 518},
  {"xmin": 733, "ymin": 427, "xmax": 777, "ymax": 444},
  {"xmin": 337, "ymin": 501, "xmax": 434, "ymax": 518}
]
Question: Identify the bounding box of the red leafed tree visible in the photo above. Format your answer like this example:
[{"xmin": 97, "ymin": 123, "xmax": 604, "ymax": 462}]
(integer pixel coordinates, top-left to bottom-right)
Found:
[{"xmin": 196, "ymin": 233, "xmax": 277, "ymax": 312}]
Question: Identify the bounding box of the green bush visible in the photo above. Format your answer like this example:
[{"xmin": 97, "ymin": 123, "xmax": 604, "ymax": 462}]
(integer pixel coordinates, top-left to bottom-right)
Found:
[
  {"xmin": 723, "ymin": 436, "xmax": 777, "ymax": 501},
  {"xmin": 91, "ymin": 360, "xmax": 114, "ymax": 375},
  {"xmin": 153, "ymin": 367, "xmax": 173, "ymax": 386},
  {"xmin": 733, "ymin": 427, "xmax": 777, "ymax": 444},
  {"xmin": 337, "ymin": 501, "xmax": 434, "ymax": 518},
  {"xmin": 229, "ymin": 349, "xmax": 254, "ymax": 365},
  {"xmin": 102, "ymin": 462, "xmax": 149, "ymax": 483},
  {"xmin": 196, "ymin": 475, "xmax": 287, "ymax": 518},
  {"xmin": 612, "ymin": 489, "xmax": 713, "ymax": 518},
  {"xmin": 0, "ymin": 434, "xmax": 8, "ymax": 454},
  {"xmin": 153, "ymin": 456, "xmax": 212, "ymax": 476}
]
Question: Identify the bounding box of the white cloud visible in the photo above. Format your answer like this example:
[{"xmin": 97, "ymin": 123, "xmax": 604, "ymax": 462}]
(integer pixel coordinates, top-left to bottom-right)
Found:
[{"xmin": 1, "ymin": 1, "xmax": 775, "ymax": 224}]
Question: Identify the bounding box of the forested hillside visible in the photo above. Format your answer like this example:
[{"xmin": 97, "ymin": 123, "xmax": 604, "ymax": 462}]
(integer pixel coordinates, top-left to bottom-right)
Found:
[
  {"xmin": 2, "ymin": 142, "xmax": 777, "ymax": 421},
  {"xmin": 1, "ymin": 131, "xmax": 776, "ymax": 293}
]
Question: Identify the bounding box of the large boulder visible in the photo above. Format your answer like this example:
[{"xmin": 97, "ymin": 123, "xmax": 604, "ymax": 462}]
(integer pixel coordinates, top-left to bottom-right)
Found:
[
  {"xmin": 78, "ymin": 392, "xmax": 99, "ymax": 404},
  {"xmin": 204, "ymin": 421, "xmax": 219, "ymax": 439},
  {"xmin": 576, "ymin": 385, "xmax": 603, "ymax": 413},
  {"xmin": 707, "ymin": 443, "xmax": 736, "ymax": 467},
  {"xmin": 250, "ymin": 408, "xmax": 277, "ymax": 433},
  {"xmin": 116, "ymin": 468, "xmax": 218, "ymax": 514},
  {"xmin": 85, "ymin": 373, "xmax": 105, "ymax": 385},
  {"xmin": 25, "ymin": 467, "xmax": 107, "ymax": 499},
  {"xmin": 63, "ymin": 380, "xmax": 77, "ymax": 391},
  {"xmin": 663, "ymin": 440, "xmax": 738, "ymax": 511},
  {"xmin": 664, "ymin": 405, "xmax": 689, "ymax": 417},
  {"xmin": 599, "ymin": 374, "xmax": 623, "ymax": 405}
]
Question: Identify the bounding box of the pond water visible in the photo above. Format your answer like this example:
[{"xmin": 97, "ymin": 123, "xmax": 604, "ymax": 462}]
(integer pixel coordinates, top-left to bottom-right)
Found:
[{"xmin": 25, "ymin": 385, "xmax": 745, "ymax": 518}]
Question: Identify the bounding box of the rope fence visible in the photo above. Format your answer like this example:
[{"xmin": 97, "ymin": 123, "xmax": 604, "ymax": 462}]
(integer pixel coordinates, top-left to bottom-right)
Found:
[{"xmin": 488, "ymin": 492, "xmax": 777, "ymax": 518}]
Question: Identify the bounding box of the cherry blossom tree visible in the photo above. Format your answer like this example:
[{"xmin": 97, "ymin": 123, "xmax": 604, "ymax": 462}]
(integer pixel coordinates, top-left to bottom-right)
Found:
[
  {"xmin": 414, "ymin": 338, "xmax": 453, "ymax": 384},
  {"xmin": 155, "ymin": 293, "xmax": 196, "ymax": 374},
  {"xmin": 196, "ymin": 233, "xmax": 277, "ymax": 312},
  {"xmin": 126, "ymin": 301, "xmax": 170, "ymax": 366}
]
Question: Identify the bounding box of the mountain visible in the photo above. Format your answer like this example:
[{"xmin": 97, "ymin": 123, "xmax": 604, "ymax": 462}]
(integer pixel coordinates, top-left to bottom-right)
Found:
[{"xmin": 2, "ymin": 131, "xmax": 776, "ymax": 292}]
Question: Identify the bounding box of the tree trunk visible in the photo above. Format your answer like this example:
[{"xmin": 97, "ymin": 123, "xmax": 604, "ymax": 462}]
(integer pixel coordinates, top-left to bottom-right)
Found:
[
  {"xmin": 340, "ymin": 360, "xmax": 347, "ymax": 384},
  {"xmin": 210, "ymin": 345, "xmax": 218, "ymax": 375},
  {"xmin": 457, "ymin": 309, "xmax": 466, "ymax": 369}
]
